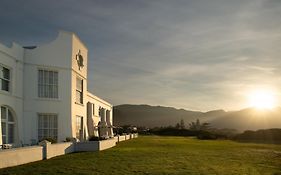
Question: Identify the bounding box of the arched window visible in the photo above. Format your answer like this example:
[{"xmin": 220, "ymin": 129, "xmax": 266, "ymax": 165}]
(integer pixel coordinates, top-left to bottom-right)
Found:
[{"xmin": 1, "ymin": 106, "xmax": 15, "ymax": 144}]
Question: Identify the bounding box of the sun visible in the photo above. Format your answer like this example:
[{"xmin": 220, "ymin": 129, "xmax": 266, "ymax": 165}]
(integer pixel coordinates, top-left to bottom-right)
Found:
[{"xmin": 248, "ymin": 89, "xmax": 277, "ymax": 109}]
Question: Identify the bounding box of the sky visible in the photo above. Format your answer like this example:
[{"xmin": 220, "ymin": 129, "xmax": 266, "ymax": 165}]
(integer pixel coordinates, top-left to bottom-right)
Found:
[{"xmin": 1, "ymin": 0, "xmax": 281, "ymax": 111}]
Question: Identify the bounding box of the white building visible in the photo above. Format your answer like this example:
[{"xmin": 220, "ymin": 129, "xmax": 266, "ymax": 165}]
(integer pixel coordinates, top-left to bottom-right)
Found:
[{"xmin": 0, "ymin": 31, "xmax": 113, "ymax": 147}]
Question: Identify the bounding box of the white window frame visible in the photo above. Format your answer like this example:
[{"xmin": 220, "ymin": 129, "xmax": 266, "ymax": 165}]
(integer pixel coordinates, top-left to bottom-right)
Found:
[
  {"xmin": 1, "ymin": 106, "xmax": 15, "ymax": 144},
  {"xmin": 37, "ymin": 113, "xmax": 58, "ymax": 141},
  {"xmin": 38, "ymin": 69, "xmax": 58, "ymax": 99},
  {"xmin": 76, "ymin": 77, "xmax": 83, "ymax": 104},
  {"xmin": 0, "ymin": 65, "xmax": 10, "ymax": 92}
]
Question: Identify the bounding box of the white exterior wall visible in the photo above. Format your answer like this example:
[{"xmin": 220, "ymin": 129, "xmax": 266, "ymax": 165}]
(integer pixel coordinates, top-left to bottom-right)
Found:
[
  {"xmin": 23, "ymin": 31, "xmax": 73, "ymax": 143},
  {"xmin": 0, "ymin": 31, "xmax": 113, "ymax": 146},
  {"xmin": 86, "ymin": 92, "xmax": 113, "ymax": 137},
  {"xmin": 0, "ymin": 43, "xmax": 24, "ymax": 146},
  {"xmin": 87, "ymin": 92, "xmax": 112, "ymax": 125},
  {"xmin": 70, "ymin": 34, "xmax": 89, "ymax": 140}
]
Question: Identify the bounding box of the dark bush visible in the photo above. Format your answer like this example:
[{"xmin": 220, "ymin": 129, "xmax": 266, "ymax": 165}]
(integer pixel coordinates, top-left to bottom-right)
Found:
[
  {"xmin": 233, "ymin": 128, "xmax": 281, "ymax": 143},
  {"xmin": 65, "ymin": 137, "xmax": 76, "ymax": 142},
  {"xmin": 197, "ymin": 131, "xmax": 218, "ymax": 140},
  {"xmin": 39, "ymin": 137, "xmax": 57, "ymax": 144},
  {"xmin": 149, "ymin": 127, "xmax": 229, "ymax": 140},
  {"xmin": 88, "ymin": 135, "xmax": 109, "ymax": 141},
  {"xmin": 88, "ymin": 136, "xmax": 100, "ymax": 141},
  {"xmin": 150, "ymin": 127, "xmax": 201, "ymax": 137}
]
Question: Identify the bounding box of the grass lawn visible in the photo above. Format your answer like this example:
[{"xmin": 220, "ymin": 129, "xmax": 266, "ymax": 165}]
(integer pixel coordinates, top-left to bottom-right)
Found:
[{"xmin": 0, "ymin": 136, "xmax": 281, "ymax": 175}]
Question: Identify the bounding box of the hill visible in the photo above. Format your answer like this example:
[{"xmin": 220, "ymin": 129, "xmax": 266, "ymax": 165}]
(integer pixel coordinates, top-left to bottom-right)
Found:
[
  {"xmin": 113, "ymin": 104, "xmax": 203, "ymax": 128},
  {"xmin": 210, "ymin": 108, "xmax": 281, "ymax": 131},
  {"xmin": 113, "ymin": 104, "xmax": 281, "ymax": 131}
]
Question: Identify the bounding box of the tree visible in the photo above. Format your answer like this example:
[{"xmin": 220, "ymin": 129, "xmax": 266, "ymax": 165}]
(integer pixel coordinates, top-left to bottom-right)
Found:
[
  {"xmin": 189, "ymin": 119, "xmax": 200, "ymax": 130},
  {"xmin": 189, "ymin": 119, "xmax": 210, "ymax": 131},
  {"xmin": 201, "ymin": 122, "xmax": 211, "ymax": 130},
  {"xmin": 175, "ymin": 123, "xmax": 180, "ymax": 129},
  {"xmin": 180, "ymin": 119, "xmax": 185, "ymax": 129}
]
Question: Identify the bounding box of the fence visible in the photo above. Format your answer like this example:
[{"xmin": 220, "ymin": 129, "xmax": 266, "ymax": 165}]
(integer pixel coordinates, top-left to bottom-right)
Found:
[
  {"xmin": 0, "ymin": 133, "xmax": 138, "ymax": 169},
  {"xmin": 40, "ymin": 141, "xmax": 74, "ymax": 159},
  {"xmin": 0, "ymin": 146, "xmax": 43, "ymax": 169},
  {"xmin": 75, "ymin": 138, "xmax": 116, "ymax": 152},
  {"xmin": 117, "ymin": 135, "xmax": 126, "ymax": 142}
]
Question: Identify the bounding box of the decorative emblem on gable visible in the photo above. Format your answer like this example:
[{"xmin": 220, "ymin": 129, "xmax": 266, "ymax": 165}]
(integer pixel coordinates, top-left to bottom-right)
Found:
[{"xmin": 76, "ymin": 50, "xmax": 84, "ymax": 70}]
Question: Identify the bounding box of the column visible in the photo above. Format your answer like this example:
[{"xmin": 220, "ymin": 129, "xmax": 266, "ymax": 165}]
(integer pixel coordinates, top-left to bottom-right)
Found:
[
  {"xmin": 106, "ymin": 110, "xmax": 113, "ymax": 138},
  {"xmin": 98, "ymin": 108, "xmax": 108, "ymax": 138},
  {"xmin": 86, "ymin": 102, "xmax": 95, "ymax": 136}
]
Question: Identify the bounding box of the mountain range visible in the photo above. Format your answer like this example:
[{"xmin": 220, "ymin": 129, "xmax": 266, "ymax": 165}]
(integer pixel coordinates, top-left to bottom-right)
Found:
[{"xmin": 113, "ymin": 104, "xmax": 281, "ymax": 131}]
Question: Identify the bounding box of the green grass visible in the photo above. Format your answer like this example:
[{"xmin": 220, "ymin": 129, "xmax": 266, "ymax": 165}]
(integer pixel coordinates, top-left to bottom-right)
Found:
[{"xmin": 1, "ymin": 136, "xmax": 281, "ymax": 175}]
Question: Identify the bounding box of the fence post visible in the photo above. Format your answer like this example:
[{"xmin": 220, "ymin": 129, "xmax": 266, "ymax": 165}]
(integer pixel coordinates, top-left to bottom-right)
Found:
[{"xmin": 39, "ymin": 140, "xmax": 51, "ymax": 160}]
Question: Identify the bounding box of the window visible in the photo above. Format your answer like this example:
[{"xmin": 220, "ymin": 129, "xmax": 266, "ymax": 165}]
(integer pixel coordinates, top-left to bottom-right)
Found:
[
  {"xmin": 38, "ymin": 69, "xmax": 58, "ymax": 98},
  {"xmin": 76, "ymin": 116, "xmax": 83, "ymax": 140},
  {"xmin": 92, "ymin": 104, "xmax": 95, "ymax": 115},
  {"xmin": 0, "ymin": 65, "xmax": 10, "ymax": 92},
  {"xmin": 99, "ymin": 107, "xmax": 102, "ymax": 117},
  {"xmin": 76, "ymin": 77, "xmax": 83, "ymax": 104},
  {"xmin": 38, "ymin": 114, "xmax": 58, "ymax": 141},
  {"xmin": 1, "ymin": 106, "xmax": 15, "ymax": 144}
]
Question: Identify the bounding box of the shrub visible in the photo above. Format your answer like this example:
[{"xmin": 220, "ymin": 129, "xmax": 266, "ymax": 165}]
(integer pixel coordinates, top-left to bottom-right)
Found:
[
  {"xmin": 150, "ymin": 128, "xmax": 201, "ymax": 137},
  {"xmin": 233, "ymin": 128, "xmax": 281, "ymax": 143},
  {"xmin": 88, "ymin": 135, "xmax": 108, "ymax": 141},
  {"xmin": 39, "ymin": 137, "xmax": 57, "ymax": 144},
  {"xmin": 88, "ymin": 136, "xmax": 100, "ymax": 141},
  {"xmin": 65, "ymin": 137, "xmax": 76, "ymax": 142},
  {"xmin": 98, "ymin": 136, "xmax": 107, "ymax": 141},
  {"xmin": 197, "ymin": 131, "xmax": 218, "ymax": 140}
]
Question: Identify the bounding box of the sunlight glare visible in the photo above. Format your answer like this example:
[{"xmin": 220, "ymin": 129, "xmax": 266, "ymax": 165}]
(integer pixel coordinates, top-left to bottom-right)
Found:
[{"xmin": 248, "ymin": 89, "xmax": 277, "ymax": 109}]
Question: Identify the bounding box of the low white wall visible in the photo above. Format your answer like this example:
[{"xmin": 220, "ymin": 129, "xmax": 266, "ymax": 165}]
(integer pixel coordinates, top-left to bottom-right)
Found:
[
  {"xmin": 0, "ymin": 133, "xmax": 138, "ymax": 169},
  {"xmin": 47, "ymin": 142, "xmax": 74, "ymax": 159},
  {"xmin": 0, "ymin": 146, "xmax": 43, "ymax": 169},
  {"xmin": 125, "ymin": 134, "xmax": 131, "ymax": 140},
  {"xmin": 75, "ymin": 138, "xmax": 116, "ymax": 152},
  {"xmin": 75, "ymin": 141, "xmax": 99, "ymax": 152},
  {"xmin": 118, "ymin": 135, "xmax": 126, "ymax": 142},
  {"xmin": 99, "ymin": 138, "xmax": 116, "ymax": 151},
  {"xmin": 113, "ymin": 136, "xmax": 118, "ymax": 143}
]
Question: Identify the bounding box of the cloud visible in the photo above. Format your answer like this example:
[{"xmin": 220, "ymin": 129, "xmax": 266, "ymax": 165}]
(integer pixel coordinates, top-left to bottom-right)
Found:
[{"xmin": 0, "ymin": 0, "xmax": 281, "ymax": 110}]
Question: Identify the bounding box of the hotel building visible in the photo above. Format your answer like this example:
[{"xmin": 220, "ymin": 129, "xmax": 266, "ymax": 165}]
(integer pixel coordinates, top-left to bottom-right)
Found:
[{"xmin": 0, "ymin": 31, "xmax": 113, "ymax": 147}]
